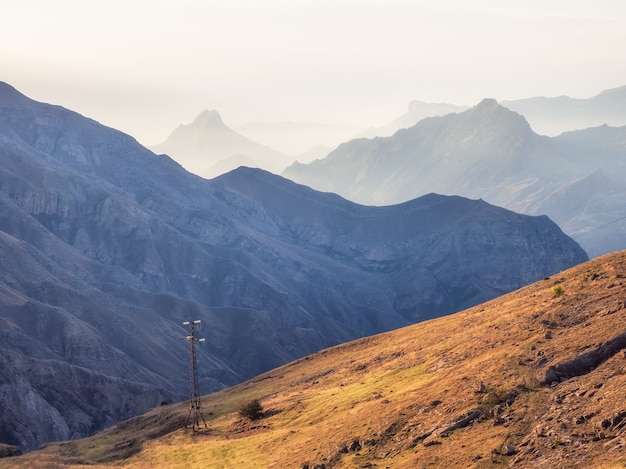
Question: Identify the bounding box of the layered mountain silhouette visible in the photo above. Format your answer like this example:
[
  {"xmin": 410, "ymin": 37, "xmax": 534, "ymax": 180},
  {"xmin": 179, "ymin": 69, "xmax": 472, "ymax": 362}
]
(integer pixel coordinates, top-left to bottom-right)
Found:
[
  {"xmin": 151, "ymin": 86, "xmax": 626, "ymax": 180},
  {"xmin": 151, "ymin": 110, "xmax": 291, "ymax": 178},
  {"xmin": 361, "ymin": 86, "xmax": 626, "ymax": 140},
  {"xmin": 0, "ymin": 82, "xmax": 587, "ymax": 450},
  {"xmin": 503, "ymin": 85, "xmax": 626, "ymax": 135},
  {"xmin": 283, "ymin": 99, "xmax": 626, "ymax": 257}
]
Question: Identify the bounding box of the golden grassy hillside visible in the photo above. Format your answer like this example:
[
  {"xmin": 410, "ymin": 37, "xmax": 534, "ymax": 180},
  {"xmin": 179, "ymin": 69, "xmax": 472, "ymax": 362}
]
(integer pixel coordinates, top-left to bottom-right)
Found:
[{"xmin": 3, "ymin": 251, "xmax": 626, "ymax": 469}]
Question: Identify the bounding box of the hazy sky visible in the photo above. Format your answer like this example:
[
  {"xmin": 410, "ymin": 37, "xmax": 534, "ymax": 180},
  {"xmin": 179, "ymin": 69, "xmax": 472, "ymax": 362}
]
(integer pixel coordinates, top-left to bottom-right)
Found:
[{"xmin": 3, "ymin": 0, "xmax": 626, "ymax": 145}]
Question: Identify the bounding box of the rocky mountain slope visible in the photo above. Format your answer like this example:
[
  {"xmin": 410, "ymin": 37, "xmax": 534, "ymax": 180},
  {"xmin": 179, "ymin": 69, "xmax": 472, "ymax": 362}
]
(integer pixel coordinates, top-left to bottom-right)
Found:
[
  {"xmin": 283, "ymin": 99, "xmax": 626, "ymax": 257},
  {"xmin": 151, "ymin": 109, "xmax": 291, "ymax": 177},
  {"xmin": 0, "ymin": 82, "xmax": 587, "ymax": 451},
  {"xmin": 5, "ymin": 251, "xmax": 625, "ymax": 469}
]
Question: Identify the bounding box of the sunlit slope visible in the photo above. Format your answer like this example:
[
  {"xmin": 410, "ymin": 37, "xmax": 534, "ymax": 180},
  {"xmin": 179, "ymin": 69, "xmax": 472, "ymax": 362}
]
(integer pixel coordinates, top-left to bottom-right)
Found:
[{"xmin": 5, "ymin": 251, "xmax": 626, "ymax": 469}]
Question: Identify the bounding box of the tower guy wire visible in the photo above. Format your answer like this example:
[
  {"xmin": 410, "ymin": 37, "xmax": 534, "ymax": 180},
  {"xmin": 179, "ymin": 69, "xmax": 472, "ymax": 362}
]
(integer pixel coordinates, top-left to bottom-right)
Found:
[{"xmin": 180, "ymin": 320, "xmax": 207, "ymax": 431}]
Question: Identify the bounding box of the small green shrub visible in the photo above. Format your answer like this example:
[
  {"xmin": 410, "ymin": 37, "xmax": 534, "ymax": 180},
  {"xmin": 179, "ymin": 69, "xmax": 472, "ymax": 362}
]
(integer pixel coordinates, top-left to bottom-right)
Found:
[
  {"xmin": 552, "ymin": 285, "xmax": 563, "ymax": 297},
  {"xmin": 478, "ymin": 388, "xmax": 508, "ymax": 411},
  {"xmin": 239, "ymin": 399, "xmax": 263, "ymax": 420}
]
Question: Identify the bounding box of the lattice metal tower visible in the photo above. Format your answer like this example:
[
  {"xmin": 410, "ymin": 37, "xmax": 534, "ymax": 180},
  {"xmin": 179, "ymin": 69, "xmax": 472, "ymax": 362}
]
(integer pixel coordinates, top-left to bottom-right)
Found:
[{"xmin": 180, "ymin": 320, "xmax": 207, "ymax": 430}]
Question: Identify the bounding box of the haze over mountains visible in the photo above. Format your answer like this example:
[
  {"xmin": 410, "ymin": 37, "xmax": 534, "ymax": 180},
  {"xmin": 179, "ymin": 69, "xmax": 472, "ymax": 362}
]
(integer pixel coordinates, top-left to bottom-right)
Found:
[
  {"xmin": 284, "ymin": 99, "xmax": 626, "ymax": 258},
  {"xmin": 236, "ymin": 121, "xmax": 358, "ymax": 159},
  {"xmin": 0, "ymin": 82, "xmax": 587, "ymax": 450},
  {"xmin": 151, "ymin": 110, "xmax": 292, "ymax": 178},
  {"xmin": 361, "ymin": 86, "xmax": 626, "ymax": 140},
  {"xmin": 151, "ymin": 86, "xmax": 626, "ymax": 196},
  {"xmin": 503, "ymin": 85, "xmax": 626, "ymax": 136},
  {"xmin": 357, "ymin": 100, "xmax": 469, "ymax": 139}
]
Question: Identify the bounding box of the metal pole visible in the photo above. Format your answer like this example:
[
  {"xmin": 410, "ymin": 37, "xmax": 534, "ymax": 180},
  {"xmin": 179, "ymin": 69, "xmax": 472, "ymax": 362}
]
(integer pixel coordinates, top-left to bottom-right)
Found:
[{"xmin": 181, "ymin": 320, "xmax": 207, "ymax": 430}]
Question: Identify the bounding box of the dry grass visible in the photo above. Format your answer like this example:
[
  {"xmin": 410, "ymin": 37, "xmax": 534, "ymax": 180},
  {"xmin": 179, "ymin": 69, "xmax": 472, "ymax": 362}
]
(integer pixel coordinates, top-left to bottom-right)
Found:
[{"xmin": 3, "ymin": 251, "xmax": 626, "ymax": 468}]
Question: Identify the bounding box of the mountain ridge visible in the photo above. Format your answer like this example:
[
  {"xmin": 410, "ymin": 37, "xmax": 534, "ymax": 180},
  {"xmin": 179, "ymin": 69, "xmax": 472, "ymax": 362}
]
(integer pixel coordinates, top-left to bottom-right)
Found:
[
  {"xmin": 283, "ymin": 99, "xmax": 626, "ymax": 257},
  {"xmin": 363, "ymin": 85, "xmax": 626, "ymax": 140},
  {"xmin": 503, "ymin": 84, "xmax": 626, "ymax": 135}
]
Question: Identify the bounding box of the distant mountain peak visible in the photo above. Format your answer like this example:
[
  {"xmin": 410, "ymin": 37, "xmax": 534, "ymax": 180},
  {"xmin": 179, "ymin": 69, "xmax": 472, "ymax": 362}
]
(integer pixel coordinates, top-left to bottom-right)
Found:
[
  {"xmin": 470, "ymin": 98, "xmax": 513, "ymax": 116},
  {"xmin": 465, "ymin": 98, "xmax": 532, "ymax": 133},
  {"xmin": 190, "ymin": 109, "xmax": 225, "ymax": 128},
  {"xmin": 151, "ymin": 108, "xmax": 290, "ymax": 177},
  {"xmin": 476, "ymin": 97, "xmax": 498, "ymax": 107}
]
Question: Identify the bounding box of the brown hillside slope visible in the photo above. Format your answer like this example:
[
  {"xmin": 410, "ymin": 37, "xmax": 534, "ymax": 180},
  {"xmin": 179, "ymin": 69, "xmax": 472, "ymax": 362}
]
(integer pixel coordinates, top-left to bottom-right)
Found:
[{"xmin": 3, "ymin": 252, "xmax": 626, "ymax": 469}]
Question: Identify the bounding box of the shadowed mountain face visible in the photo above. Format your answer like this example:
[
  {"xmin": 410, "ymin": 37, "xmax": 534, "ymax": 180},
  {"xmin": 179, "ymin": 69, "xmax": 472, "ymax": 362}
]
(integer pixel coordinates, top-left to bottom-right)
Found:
[
  {"xmin": 283, "ymin": 99, "xmax": 626, "ymax": 257},
  {"xmin": 0, "ymin": 82, "xmax": 587, "ymax": 450}
]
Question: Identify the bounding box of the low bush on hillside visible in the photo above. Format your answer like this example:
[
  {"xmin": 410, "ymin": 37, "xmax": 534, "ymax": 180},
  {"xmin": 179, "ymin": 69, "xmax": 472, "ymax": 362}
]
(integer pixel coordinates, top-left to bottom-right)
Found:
[
  {"xmin": 478, "ymin": 388, "xmax": 509, "ymax": 411},
  {"xmin": 239, "ymin": 399, "xmax": 264, "ymax": 420},
  {"xmin": 552, "ymin": 285, "xmax": 563, "ymax": 297}
]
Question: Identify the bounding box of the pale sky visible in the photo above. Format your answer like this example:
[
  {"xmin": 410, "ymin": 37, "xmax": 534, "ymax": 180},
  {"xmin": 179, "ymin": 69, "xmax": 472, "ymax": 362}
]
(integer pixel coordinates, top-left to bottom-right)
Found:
[{"xmin": 2, "ymin": 0, "xmax": 626, "ymax": 146}]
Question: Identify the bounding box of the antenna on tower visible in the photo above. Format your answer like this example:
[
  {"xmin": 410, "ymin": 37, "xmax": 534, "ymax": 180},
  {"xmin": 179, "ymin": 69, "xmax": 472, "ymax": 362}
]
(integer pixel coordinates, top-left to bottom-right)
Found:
[{"xmin": 180, "ymin": 320, "xmax": 207, "ymax": 431}]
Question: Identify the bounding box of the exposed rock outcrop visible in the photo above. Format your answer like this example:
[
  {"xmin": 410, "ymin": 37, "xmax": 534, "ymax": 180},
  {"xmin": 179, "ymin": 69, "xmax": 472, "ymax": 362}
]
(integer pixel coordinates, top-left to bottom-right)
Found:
[{"xmin": 544, "ymin": 330, "xmax": 626, "ymax": 385}]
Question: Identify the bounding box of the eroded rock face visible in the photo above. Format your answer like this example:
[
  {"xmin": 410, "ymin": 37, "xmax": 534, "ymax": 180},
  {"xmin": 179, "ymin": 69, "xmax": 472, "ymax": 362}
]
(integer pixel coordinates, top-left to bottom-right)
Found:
[
  {"xmin": 0, "ymin": 82, "xmax": 588, "ymax": 450},
  {"xmin": 0, "ymin": 348, "xmax": 172, "ymax": 450}
]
